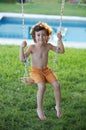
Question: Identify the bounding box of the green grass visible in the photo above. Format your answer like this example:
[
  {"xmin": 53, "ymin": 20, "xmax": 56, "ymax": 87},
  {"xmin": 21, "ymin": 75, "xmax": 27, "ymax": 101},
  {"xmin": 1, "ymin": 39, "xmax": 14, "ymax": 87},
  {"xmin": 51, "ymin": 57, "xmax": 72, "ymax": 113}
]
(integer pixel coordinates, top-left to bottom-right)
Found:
[
  {"xmin": 0, "ymin": 0, "xmax": 86, "ymax": 129},
  {"xmin": 0, "ymin": 45, "xmax": 86, "ymax": 130},
  {"xmin": 0, "ymin": 0, "xmax": 86, "ymax": 16}
]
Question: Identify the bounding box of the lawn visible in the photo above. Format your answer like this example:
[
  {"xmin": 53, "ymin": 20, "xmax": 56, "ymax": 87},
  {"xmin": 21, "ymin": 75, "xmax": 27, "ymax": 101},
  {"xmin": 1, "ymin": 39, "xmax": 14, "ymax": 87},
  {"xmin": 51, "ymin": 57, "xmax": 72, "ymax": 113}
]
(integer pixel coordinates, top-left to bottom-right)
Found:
[
  {"xmin": 0, "ymin": 45, "xmax": 86, "ymax": 130},
  {"xmin": 0, "ymin": 0, "xmax": 86, "ymax": 16},
  {"xmin": 0, "ymin": 0, "xmax": 86, "ymax": 130}
]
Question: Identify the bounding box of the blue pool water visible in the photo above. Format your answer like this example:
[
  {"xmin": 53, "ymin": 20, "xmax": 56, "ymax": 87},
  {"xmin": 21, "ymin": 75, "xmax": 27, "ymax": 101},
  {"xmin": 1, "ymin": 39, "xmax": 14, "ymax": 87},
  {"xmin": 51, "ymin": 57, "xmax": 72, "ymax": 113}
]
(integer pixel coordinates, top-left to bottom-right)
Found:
[{"xmin": 0, "ymin": 15, "xmax": 86, "ymax": 43}]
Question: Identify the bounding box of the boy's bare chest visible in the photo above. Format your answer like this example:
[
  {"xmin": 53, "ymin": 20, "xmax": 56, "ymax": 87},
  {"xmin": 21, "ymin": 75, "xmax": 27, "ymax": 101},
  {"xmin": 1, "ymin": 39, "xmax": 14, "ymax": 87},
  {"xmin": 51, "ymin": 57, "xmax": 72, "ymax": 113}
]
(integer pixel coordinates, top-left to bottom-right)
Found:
[{"xmin": 32, "ymin": 46, "xmax": 48, "ymax": 58}]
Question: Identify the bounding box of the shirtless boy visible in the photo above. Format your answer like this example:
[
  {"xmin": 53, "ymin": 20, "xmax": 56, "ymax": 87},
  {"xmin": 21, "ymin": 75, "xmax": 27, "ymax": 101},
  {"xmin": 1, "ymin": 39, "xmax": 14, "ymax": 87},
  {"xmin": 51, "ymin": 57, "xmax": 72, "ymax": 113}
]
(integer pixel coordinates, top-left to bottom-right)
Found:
[{"xmin": 20, "ymin": 22, "xmax": 65, "ymax": 120}]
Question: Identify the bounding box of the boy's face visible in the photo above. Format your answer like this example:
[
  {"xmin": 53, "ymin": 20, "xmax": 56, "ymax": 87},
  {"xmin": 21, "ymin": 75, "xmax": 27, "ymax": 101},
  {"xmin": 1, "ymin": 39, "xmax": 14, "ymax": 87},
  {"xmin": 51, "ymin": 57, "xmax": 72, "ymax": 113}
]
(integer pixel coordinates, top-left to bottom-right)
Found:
[{"xmin": 35, "ymin": 29, "xmax": 48, "ymax": 44}]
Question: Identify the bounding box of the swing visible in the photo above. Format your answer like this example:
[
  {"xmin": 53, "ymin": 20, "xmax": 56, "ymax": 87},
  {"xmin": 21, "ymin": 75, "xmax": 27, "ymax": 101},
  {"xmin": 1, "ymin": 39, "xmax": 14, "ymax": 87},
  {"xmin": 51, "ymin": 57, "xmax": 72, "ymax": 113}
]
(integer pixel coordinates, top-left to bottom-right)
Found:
[{"xmin": 20, "ymin": 0, "xmax": 65, "ymax": 85}]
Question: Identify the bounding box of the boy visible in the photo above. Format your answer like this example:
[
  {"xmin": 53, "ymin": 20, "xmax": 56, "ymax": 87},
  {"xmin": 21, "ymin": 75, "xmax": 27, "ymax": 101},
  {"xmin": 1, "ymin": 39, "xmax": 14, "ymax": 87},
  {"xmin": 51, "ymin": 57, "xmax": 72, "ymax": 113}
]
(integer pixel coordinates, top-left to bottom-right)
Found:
[{"xmin": 20, "ymin": 22, "xmax": 64, "ymax": 120}]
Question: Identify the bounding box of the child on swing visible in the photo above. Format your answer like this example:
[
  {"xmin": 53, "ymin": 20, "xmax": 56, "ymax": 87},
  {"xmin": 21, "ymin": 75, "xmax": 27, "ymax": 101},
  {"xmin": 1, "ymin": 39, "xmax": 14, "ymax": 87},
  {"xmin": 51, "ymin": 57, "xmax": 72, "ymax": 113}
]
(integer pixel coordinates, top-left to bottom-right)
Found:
[{"xmin": 20, "ymin": 22, "xmax": 64, "ymax": 120}]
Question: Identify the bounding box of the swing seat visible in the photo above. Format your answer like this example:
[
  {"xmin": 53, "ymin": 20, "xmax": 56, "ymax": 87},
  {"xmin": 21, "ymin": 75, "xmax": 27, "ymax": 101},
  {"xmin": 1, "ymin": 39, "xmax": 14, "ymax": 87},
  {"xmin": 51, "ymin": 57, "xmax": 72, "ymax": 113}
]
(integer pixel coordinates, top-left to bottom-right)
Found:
[{"xmin": 20, "ymin": 77, "xmax": 35, "ymax": 85}]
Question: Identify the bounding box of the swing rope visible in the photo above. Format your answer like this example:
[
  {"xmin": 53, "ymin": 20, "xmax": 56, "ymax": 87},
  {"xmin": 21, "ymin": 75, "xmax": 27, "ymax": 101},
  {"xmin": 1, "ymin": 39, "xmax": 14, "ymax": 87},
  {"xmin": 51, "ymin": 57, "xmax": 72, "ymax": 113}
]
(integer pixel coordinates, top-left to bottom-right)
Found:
[
  {"xmin": 20, "ymin": 0, "xmax": 34, "ymax": 85},
  {"xmin": 21, "ymin": 0, "xmax": 26, "ymax": 39},
  {"xmin": 59, "ymin": 0, "xmax": 65, "ymax": 31},
  {"xmin": 23, "ymin": 54, "xmax": 28, "ymax": 77},
  {"xmin": 21, "ymin": 0, "xmax": 29, "ymax": 78},
  {"xmin": 53, "ymin": 0, "xmax": 65, "ymax": 71}
]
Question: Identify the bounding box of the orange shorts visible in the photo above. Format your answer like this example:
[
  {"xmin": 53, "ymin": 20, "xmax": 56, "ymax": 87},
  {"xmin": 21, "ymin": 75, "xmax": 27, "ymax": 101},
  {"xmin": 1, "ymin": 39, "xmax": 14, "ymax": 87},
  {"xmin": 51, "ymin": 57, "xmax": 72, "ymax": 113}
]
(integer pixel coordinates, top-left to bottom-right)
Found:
[{"xmin": 30, "ymin": 67, "xmax": 57, "ymax": 84}]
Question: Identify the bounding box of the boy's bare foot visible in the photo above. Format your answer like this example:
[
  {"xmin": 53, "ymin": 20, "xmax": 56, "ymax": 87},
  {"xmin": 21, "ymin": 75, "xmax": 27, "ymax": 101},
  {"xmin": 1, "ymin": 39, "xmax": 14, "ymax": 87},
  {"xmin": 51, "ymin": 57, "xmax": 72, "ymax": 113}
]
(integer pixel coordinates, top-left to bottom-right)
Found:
[
  {"xmin": 55, "ymin": 106, "xmax": 62, "ymax": 118},
  {"xmin": 20, "ymin": 77, "xmax": 34, "ymax": 85},
  {"xmin": 37, "ymin": 109, "xmax": 46, "ymax": 120}
]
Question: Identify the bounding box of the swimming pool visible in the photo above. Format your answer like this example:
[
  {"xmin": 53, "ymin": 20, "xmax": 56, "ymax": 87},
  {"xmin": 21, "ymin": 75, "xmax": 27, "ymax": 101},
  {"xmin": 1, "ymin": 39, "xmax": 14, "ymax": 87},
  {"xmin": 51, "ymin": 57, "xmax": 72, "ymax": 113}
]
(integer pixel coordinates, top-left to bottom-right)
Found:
[{"xmin": 0, "ymin": 13, "xmax": 86, "ymax": 48}]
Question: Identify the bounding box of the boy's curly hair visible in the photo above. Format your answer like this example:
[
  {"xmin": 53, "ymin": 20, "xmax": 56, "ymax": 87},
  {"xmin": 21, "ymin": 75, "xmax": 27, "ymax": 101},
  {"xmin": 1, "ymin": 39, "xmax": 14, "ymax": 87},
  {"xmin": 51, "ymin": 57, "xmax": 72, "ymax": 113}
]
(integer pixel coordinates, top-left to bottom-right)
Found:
[{"xmin": 30, "ymin": 22, "xmax": 52, "ymax": 43}]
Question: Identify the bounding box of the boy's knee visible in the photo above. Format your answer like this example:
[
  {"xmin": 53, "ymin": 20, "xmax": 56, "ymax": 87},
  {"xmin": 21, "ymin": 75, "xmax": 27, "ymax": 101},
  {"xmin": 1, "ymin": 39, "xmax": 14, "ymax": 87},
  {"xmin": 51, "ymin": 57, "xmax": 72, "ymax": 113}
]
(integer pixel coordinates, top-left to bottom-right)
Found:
[
  {"xmin": 55, "ymin": 84, "xmax": 60, "ymax": 91},
  {"xmin": 53, "ymin": 81, "xmax": 60, "ymax": 90},
  {"xmin": 38, "ymin": 85, "xmax": 46, "ymax": 92}
]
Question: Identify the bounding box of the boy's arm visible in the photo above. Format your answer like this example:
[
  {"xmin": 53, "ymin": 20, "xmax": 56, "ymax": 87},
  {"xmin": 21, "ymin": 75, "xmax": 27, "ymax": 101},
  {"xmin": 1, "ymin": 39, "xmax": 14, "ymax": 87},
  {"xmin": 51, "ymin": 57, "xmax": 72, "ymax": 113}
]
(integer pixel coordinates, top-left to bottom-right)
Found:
[
  {"xmin": 57, "ymin": 38, "xmax": 65, "ymax": 53},
  {"xmin": 20, "ymin": 41, "xmax": 27, "ymax": 62},
  {"xmin": 49, "ymin": 32, "xmax": 65, "ymax": 53}
]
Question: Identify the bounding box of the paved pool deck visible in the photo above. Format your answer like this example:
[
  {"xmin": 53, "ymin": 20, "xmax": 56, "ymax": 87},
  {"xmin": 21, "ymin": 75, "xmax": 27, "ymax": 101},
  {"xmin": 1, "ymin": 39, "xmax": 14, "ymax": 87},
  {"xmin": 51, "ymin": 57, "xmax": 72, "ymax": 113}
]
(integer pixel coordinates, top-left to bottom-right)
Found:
[
  {"xmin": 0, "ymin": 38, "xmax": 86, "ymax": 49},
  {"xmin": 0, "ymin": 12, "xmax": 86, "ymax": 49}
]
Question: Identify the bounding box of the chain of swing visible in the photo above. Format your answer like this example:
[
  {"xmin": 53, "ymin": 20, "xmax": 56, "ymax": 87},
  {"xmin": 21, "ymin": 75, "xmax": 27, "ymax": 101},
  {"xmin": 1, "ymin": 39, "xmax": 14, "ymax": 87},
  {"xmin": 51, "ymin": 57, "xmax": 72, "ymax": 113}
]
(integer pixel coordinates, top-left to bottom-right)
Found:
[{"xmin": 53, "ymin": 0, "xmax": 65, "ymax": 71}]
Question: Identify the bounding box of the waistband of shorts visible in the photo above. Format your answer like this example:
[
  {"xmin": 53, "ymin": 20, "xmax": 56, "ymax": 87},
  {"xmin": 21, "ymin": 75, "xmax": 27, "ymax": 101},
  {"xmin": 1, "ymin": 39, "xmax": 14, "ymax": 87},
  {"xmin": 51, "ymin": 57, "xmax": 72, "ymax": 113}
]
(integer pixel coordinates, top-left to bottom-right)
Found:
[{"xmin": 30, "ymin": 66, "xmax": 49, "ymax": 71}]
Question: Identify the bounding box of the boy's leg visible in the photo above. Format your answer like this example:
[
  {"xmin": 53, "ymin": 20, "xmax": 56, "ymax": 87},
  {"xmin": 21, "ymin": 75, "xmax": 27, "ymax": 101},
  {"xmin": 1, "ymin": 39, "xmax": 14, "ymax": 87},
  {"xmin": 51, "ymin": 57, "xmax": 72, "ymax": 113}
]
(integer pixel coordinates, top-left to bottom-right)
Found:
[
  {"xmin": 37, "ymin": 82, "xmax": 46, "ymax": 120},
  {"xmin": 51, "ymin": 81, "xmax": 62, "ymax": 118}
]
